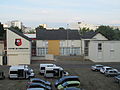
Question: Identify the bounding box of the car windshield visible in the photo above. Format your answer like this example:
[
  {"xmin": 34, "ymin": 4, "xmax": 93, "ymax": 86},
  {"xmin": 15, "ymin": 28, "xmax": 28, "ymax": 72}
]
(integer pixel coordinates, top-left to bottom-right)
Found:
[
  {"xmin": 29, "ymin": 85, "xmax": 44, "ymax": 88},
  {"xmin": 60, "ymin": 78, "xmax": 80, "ymax": 85},
  {"xmin": 106, "ymin": 68, "xmax": 112, "ymax": 70},
  {"xmin": 97, "ymin": 66, "xmax": 103, "ymax": 67},
  {"xmin": 67, "ymin": 83, "xmax": 79, "ymax": 87}
]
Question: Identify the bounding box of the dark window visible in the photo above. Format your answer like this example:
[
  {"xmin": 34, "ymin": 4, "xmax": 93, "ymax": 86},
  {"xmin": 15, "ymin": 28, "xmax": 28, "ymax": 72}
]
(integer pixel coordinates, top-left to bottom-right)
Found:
[
  {"xmin": 98, "ymin": 43, "xmax": 102, "ymax": 51},
  {"xmin": 10, "ymin": 71, "xmax": 18, "ymax": 74},
  {"xmin": 66, "ymin": 83, "xmax": 79, "ymax": 87},
  {"xmin": 41, "ymin": 67, "xmax": 45, "ymax": 70},
  {"xmin": 46, "ymin": 70, "xmax": 55, "ymax": 73}
]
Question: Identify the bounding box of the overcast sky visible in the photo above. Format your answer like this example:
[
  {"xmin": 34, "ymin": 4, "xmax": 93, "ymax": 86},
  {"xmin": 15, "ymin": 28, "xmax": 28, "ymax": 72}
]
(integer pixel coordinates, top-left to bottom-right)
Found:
[{"xmin": 0, "ymin": 0, "xmax": 120, "ymax": 28}]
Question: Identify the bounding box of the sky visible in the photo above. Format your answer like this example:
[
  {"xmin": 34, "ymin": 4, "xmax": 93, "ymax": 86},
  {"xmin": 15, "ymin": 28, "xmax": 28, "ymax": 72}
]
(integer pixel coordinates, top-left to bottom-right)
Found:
[{"xmin": 0, "ymin": 0, "xmax": 120, "ymax": 28}]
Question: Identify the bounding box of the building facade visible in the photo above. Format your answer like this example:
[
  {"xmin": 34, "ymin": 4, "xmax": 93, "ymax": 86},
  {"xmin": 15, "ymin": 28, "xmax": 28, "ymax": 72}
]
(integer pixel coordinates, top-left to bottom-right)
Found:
[
  {"xmin": 89, "ymin": 41, "xmax": 120, "ymax": 62},
  {"xmin": 36, "ymin": 29, "xmax": 81, "ymax": 56},
  {"xmin": 7, "ymin": 28, "xmax": 31, "ymax": 65}
]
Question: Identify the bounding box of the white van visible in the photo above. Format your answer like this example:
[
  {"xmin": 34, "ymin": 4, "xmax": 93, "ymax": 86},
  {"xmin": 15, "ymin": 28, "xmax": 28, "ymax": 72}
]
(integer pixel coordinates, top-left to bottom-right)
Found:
[
  {"xmin": 40, "ymin": 64, "xmax": 56, "ymax": 74},
  {"xmin": 44, "ymin": 66, "xmax": 64, "ymax": 78},
  {"xmin": 9, "ymin": 65, "xmax": 35, "ymax": 79}
]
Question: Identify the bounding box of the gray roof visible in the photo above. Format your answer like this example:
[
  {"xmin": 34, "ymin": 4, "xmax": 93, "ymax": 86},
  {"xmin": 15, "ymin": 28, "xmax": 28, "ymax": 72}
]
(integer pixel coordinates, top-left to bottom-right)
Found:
[
  {"xmin": 9, "ymin": 28, "xmax": 31, "ymax": 41},
  {"xmin": 81, "ymin": 31, "xmax": 99, "ymax": 39},
  {"xmin": 36, "ymin": 29, "xmax": 81, "ymax": 40}
]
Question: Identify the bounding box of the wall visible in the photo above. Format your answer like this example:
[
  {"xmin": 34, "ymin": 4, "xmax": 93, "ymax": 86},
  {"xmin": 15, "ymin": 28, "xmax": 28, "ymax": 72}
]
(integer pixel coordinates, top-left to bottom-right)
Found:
[
  {"xmin": 36, "ymin": 40, "xmax": 81, "ymax": 56},
  {"xmin": 7, "ymin": 29, "xmax": 31, "ymax": 65},
  {"xmin": 92, "ymin": 33, "xmax": 108, "ymax": 40},
  {"xmin": 89, "ymin": 41, "xmax": 120, "ymax": 62},
  {"xmin": 48, "ymin": 40, "xmax": 60, "ymax": 55}
]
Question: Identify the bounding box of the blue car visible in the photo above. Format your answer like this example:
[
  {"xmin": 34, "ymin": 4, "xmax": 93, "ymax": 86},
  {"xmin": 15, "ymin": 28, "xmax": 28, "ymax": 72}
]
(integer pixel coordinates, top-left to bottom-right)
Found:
[
  {"xmin": 64, "ymin": 87, "xmax": 81, "ymax": 90},
  {"xmin": 27, "ymin": 78, "xmax": 51, "ymax": 87},
  {"xmin": 27, "ymin": 83, "xmax": 51, "ymax": 90},
  {"xmin": 55, "ymin": 76, "xmax": 80, "ymax": 87}
]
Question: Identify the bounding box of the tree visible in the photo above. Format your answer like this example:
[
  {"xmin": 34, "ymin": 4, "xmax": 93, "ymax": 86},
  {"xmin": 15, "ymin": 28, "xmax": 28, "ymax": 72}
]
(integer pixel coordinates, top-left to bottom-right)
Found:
[
  {"xmin": 26, "ymin": 30, "xmax": 35, "ymax": 34},
  {"xmin": 79, "ymin": 27, "xmax": 93, "ymax": 35},
  {"xmin": 0, "ymin": 23, "xmax": 5, "ymax": 39},
  {"xmin": 59, "ymin": 27, "xmax": 65, "ymax": 30},
  {"xmin": 95, "ymin": 25, "xmax": 120, "ymax": 40},
  {"xmin": 35, "ymin": 25, "xmax": 46, "ymax": 30}
]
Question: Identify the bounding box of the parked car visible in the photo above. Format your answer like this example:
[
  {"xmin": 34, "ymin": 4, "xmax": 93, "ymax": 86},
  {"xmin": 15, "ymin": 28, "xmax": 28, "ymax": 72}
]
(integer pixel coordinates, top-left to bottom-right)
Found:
[
  {"xmin": 9, "ymin": 65, "xmax": 35, "ymax": 79},
  {"xmin": 105, "ymin": 69, "xmax": 120, "ymax": 77},
  {"xmin": 100, "ymin": 66, "xmax": 113, "ymax": 74},
  {"xmin": 57, "ymin": 81, "xmax": 80, "ymax": 90},
  {"xmin": 55, "ymin": 76, "xmax": 80, "ymax": 88},
  {"xmin": 27, "ymin": 83, "xmax": 51, "ymax": 90},
  {"xmin": 40, "ymin": 64, "xmax": 56, "ymax": 74},
  {"xmin": 91, "ymin": 64, "xmax": 103, "ymax": 71},
  {"xmin": 0, "ymin": 71, "xmax": 5, "ymax": 80},
  {"xmin": 27, "ymin": 78, "xmax": 51, "ymax": 87},
  {"xmin": 114, "ymin": 75, "xmax": 120, "ymax": 83},
  {"xmin": 27, "ymin": 83, "xmax": 45, "ymax": 90},
  {"xmin": 27, "ymin": 88, "xmax": 44, "ymax": 90}
]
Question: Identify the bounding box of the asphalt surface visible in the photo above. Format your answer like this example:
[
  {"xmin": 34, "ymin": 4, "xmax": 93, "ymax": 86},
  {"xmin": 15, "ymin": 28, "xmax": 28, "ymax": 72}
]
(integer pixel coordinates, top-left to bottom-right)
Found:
[{"xmin": 0, "ymin": 59, "xmax": 120, "ymax": 90}]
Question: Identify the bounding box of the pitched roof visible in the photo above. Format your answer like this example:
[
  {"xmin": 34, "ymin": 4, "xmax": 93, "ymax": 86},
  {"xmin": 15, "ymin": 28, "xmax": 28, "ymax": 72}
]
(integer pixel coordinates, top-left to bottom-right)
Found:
[
  {"xmin": 9, "ymin": 28, "xmax": 31, "ymax": 41},
  {"xmin": 81, "ymin": 31, "xmax": 99, "ymax": 39},
  {"xmin": 36, "ymin": 29, "xmax": 81, "ymax": 40}
]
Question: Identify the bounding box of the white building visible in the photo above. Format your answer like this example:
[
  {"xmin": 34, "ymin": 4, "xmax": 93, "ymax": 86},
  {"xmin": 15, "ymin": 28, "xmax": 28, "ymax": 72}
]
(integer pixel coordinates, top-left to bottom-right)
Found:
[
  {"xmin": 69, "ymin": 22, "xmax": 98, "ymax": 30},
  {"xmin": 89, "ymin": 40, "xmax": 120, "ymax": 62},
  {"xmin": 7, "ymin": 28, "xmax": 31, "ymax": 65},
  {"xmin": 81, "ymin": 32, "xmax": 108, "ymax": 56},
  {"xmin": 5, "ymin": 20, "xmax": 23, "ymax": 29}
]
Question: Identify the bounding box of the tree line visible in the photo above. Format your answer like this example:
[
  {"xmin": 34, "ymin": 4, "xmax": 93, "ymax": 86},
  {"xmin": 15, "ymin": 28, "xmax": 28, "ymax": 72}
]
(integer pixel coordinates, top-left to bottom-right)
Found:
[{"xmin": 79, "ymin": 25, "xmax": 120, "ymax": 40}]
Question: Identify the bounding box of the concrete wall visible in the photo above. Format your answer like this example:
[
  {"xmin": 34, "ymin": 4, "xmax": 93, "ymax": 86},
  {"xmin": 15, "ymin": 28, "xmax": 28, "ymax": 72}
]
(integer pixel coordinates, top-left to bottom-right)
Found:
[
  {"xmin": 36, "ymin": 40, "xmax": 81, "ymax": 56},
  {"xmin": 92, "ymin": 33, "xmax": 108, "ymax": 40},
  {"xmin": 89, "ymin": 41, "xmax": 120, "ymax": 62},
  {"xmin": 7, "ymin": 29, "xmax": 31, "ymax": 65}
]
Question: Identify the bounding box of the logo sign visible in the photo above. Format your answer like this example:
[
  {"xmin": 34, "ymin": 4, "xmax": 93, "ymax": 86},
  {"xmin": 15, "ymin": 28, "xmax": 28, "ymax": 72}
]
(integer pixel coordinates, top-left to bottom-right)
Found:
[{"xmin": 15, "ymin": 39, "xmax": 22, "ymax": 46}]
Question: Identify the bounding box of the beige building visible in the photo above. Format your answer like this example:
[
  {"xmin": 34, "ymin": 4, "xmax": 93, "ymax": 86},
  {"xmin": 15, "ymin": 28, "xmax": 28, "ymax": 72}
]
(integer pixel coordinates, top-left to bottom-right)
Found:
[{"xmin": 7, "ymin": 28, "xmax": 31, "ymax": 65}]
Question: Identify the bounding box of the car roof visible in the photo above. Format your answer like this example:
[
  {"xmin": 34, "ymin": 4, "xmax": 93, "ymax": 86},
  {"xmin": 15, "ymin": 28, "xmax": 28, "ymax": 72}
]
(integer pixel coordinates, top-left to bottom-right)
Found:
[
  {"xmin": 62, "ymin": 81, "xmax": 80, "ymax": 87},
  {"xmin": 64, "ymin": 87, "xmax": 81, "ymax": 90},
  {"xmin": 30, "ymin": 78, "xmax": 50, "ymax": 84},
  {"xmin": 27, "ymin": 88, "xmax": 45, "ymax": 90},
  {"xmin": 95, "ymin": 64, "xmax": 103, "ymax": 66},
  {"xmin": 28, "ymin": 83, "xmax": 46, "ymax": 87},
  {"xmin": 59, "ymin": 76, "xmax": 79, "ymax": 81},
  {"xmin": 103, "ymin": 66, "xmax": 112, "ymax": 68}
]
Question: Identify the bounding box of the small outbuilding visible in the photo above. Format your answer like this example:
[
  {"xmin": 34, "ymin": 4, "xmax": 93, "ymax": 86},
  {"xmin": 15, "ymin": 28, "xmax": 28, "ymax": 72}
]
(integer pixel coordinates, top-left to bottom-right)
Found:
[
  {"xmin": 88, "ymin": 40, "xmax": 120, "ymax": 62},
  {"xmin": 7, "ymin": 28, "xmax": 31, "ymax": 65}
]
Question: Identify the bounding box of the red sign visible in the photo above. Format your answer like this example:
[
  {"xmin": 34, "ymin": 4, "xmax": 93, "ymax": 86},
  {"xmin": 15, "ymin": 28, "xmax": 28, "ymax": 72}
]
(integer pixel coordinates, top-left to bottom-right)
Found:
[{"xmin": 15, "ymin": 39, "xmax": 22, "ymax": 46}]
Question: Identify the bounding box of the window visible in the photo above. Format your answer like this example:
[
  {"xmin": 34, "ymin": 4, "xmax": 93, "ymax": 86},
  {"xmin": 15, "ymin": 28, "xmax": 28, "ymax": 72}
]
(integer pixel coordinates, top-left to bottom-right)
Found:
[
  {"xmin": 98, "ymin": 43, "xmax": 102, "ymax": 51},
  {"xmin": 41, "ymin": 67, "xmax": 45, "ymax": 70},
  {"xmin": 37, "ymin": 47, "xmax": 48, "ymax": 56},
  {"xmin": 10, "ymin": 71, "xmax": 18, "ymax": 74},
  {"xmin": 60, "ymin": 47, "xmax": 80, "ymax": 56}
]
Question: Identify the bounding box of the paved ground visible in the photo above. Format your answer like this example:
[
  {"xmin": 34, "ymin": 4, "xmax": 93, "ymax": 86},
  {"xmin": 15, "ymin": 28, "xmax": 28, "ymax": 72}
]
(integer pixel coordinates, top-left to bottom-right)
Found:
[{"xmin": 0, "ymin": 59, "xmax": 120, "ymax": 90}]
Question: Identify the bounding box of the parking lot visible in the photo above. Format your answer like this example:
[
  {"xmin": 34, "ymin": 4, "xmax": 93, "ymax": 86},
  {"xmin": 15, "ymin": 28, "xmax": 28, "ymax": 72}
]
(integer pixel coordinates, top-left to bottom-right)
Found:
[{"xmin": 0, "ymin": 59, "xmax": 120, "ymax": 90}]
